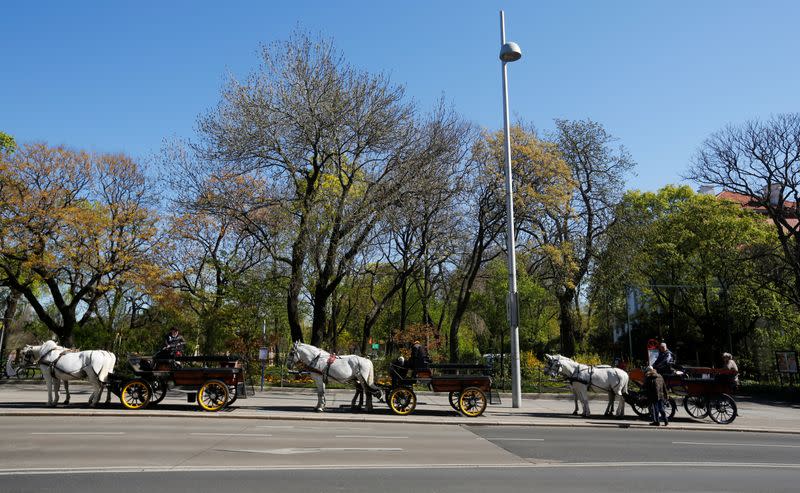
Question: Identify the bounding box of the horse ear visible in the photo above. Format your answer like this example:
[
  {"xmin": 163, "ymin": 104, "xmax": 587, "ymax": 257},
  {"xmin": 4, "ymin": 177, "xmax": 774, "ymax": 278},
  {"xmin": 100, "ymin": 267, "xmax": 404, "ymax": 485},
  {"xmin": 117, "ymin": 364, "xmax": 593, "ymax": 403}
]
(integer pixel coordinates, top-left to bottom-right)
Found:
[{"xmin": 544, "ymin": 354, "xmax": 552, "ymax": 361}]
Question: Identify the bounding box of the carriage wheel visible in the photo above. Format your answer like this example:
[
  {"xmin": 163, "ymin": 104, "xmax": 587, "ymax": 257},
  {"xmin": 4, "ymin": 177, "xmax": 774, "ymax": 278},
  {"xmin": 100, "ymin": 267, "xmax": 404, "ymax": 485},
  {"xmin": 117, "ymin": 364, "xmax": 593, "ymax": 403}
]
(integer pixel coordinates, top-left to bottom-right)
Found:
[
  {"xmin": 683, "ymin": 396, "xmax": 708, "ymax": 419},
  {"xmin": 459, "ymin": 387, "xmax": 487, "ymax": 417},
  {"xmin": 707, "ymin": 394, "xmax": 737, "ymax": 424},
  {"xmin": 389, "ymin": 387, "xmax": 416, "ymax": 415},
  {"xmin": 665, "ymin": 397, "xmax": 677, "ymax": 420},
  {"xmin": 448, "ymin": 391, "xmax": 461, "ymax": 412},
  {"xmin": 15, "ymin": 367, "xmax": 34, "ymax": 380},
  {"xmin": 149, "ymin": 379, "xmax": 168, "ymax": 405},
  {"xmin": 627, "ymin": 391, "xmax": 650, "ymax": 418},
  {"xmin": 226, "ymin": 384, "xmax": 239, "ymax": 407},
  {"xmin": 197, "ymin": 380, "xmax": 229, "ymax": 412},
  {"xmin": 120, "ymin": 379, "xmax": 152, "ymax": 410}
]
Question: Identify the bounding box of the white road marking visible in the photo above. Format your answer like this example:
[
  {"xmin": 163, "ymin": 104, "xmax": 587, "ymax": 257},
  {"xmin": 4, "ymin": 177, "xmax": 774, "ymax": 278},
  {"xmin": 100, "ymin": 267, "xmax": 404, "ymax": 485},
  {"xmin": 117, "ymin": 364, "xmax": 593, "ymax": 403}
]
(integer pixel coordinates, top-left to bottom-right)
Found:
[
  {"xmin": 673, "ymin": 441, "xmax": 800, "ymax": 449},
  {"xmin": 30, "ymin": 432, "xmax": 125, "ymax": 435},
  {"xmin": 190, "ymin": 433, "xmax": 272, "ymax": 437},
  {"xmin": 484, "ymin": 438, "xmax": 544, "ymax": 441},
  {"xmin": 218, "ymin": 447, "xmax": 403, "ymax": 455},
  {"xmin": 335, "ymin": 435, "xmax": 408, "ymax": 439},
  {"xmin": 1, "ymin": 462, "xmax": 799, "ymax": 476}
]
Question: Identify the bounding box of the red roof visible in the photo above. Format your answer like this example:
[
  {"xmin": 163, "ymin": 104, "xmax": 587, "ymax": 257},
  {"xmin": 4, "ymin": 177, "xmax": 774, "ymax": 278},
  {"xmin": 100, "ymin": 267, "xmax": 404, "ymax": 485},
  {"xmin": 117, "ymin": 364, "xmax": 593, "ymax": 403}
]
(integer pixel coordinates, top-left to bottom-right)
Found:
[{"xmin": 716, "ymin": 190, "xmax": 798, "ymax": 228}]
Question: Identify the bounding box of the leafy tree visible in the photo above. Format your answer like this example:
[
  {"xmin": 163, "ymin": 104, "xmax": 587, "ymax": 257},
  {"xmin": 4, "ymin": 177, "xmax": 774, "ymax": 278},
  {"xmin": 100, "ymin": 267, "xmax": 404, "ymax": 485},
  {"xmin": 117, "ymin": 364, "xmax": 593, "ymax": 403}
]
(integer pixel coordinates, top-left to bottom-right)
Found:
[
  {"xmin": 687, "ymin": 113, "xmax": 800, "ymax": 309},
  {"xmin": 0, "ymin": 143, "xmax": 162, "ymax": 346},
  {"xmin": 524, "ymin": 119, "xmax": 634, "ymax": 356},
  {"xmin": 593, "ymin": 186, "xmax": 783, "ymax": 363}
]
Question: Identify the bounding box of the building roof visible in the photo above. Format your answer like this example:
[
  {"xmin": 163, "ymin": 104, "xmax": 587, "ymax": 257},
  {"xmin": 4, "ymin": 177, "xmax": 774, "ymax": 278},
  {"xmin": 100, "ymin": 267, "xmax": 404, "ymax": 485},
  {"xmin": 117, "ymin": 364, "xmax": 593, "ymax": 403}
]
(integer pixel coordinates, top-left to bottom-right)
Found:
[{"xmin": 716, "ymin": 190, "xmax": 798, "ymax": 228}]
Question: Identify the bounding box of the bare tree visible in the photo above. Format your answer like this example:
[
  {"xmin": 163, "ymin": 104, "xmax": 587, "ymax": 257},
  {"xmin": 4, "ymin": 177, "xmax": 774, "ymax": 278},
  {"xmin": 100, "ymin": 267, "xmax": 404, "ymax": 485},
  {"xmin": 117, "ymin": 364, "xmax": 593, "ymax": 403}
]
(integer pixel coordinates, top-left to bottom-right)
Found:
[{"xmin": 688, "ymin": 113, "xmax": 800, "ymax": 307}]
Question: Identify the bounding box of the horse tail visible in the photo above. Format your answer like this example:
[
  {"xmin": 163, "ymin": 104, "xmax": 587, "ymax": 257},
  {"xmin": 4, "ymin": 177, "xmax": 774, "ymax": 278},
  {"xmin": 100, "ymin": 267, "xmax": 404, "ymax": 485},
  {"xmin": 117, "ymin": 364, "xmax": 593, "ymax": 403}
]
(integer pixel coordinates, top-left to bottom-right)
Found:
[{"xmin": 97, "ymin": 351, "xmax": 117, "ymax": 383}]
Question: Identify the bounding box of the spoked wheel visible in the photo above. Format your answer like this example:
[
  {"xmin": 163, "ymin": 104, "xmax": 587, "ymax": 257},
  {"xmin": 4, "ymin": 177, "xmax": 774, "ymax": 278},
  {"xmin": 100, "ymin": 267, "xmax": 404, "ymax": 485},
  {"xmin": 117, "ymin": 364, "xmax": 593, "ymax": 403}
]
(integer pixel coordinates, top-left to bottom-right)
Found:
[
  {"xmin": 149, "ymin": 379, "xmax": 168, "ymax": 405},
  {"xmin": 197, "ymin": 379, "xmax": 229, "ymax": 412},
  {"xmin": 627, "ymin": 391, "xmax": 650, "ymax": 418},
  {"xmin": 120, "ymin": 379, "xmax": 152, "ymax": 410},
  {"xmin": 448, "ymin": 391, "xmax": 461, "ymax": 412},
  {"xmin": 15, "ymin": 367, "xmax": 34, "ymax": 380},
  {"xmin": 459, "ymin": 387, "xmax": 487, "ymax": 417},
  {"xmin": 226, "ymin": 384, "xmax": 239, "ymax": 407},
  {"xmin": 388, "ymin": 387, "xmax": 416, "ymax": 415},
  {"xmin": 664, "ymin": 397, "xmax": 677, "ymax": 420},
  {"xmin": 683, "ymin": 396, "xmax": 708, "ymax": 419},
  {"xmin": 707, "ymin": 394, "xmax": 737, "ymax": 424}
]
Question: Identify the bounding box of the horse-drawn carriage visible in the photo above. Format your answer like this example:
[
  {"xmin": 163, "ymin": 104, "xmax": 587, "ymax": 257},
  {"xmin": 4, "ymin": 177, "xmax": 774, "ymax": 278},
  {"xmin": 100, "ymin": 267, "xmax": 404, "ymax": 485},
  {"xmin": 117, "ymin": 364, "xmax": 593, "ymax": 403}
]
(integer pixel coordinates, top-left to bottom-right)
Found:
[
  {"xmin": 626, "ymin": 366, "xmax": 738, "ymax": 424},
  {"xmin": 382, "ymin": 361, "xmax": 499, "ymax": 417},
  {"xmin": 109, "ymin": 353, "xmax": 247, "ymax": 412}
]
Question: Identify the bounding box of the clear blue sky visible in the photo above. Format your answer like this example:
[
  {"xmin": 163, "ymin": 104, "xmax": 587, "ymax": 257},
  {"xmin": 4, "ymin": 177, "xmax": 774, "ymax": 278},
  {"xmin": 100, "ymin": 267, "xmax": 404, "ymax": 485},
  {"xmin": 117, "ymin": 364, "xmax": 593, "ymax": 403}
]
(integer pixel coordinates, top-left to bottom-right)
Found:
[{"xmin": 2, "ymin": 1, "xmax": 799, "ymax": 192}]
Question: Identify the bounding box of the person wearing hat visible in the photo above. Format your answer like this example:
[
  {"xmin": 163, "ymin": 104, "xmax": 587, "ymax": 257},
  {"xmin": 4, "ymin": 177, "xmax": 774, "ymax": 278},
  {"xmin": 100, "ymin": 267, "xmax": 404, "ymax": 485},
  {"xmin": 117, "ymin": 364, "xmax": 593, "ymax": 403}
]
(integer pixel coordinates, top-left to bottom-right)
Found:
[
  {"xmin": 409, "ymin": 340, "xmax": 429, "ymax": 377},
  {"xmin": 644, "ymin": 366, "xmax": 669, "ymax": 426}
]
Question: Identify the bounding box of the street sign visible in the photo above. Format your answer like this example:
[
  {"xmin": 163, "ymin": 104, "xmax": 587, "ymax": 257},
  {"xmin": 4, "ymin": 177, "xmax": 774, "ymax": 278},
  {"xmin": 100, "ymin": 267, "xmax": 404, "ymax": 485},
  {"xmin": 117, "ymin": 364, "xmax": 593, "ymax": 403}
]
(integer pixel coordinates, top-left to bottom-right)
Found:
[
  {"xmin": 371, "ymin": 343, "xmax": 379, "ymax": 350},
  {"xmin": 258, "ymin": 347, "xmax": 269, "ymax": 360},
  {"xmin": 646, "ymin": 339, "xmax": 658, "ymax": 350}
]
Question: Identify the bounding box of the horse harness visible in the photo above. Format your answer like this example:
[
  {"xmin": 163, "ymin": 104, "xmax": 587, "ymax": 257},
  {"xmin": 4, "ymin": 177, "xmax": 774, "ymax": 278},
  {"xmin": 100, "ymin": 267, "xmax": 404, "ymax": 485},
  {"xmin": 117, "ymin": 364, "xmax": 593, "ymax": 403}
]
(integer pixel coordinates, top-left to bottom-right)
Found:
[
  {"xmin": 302, "ymin": 352, "xmax": 350, "ymax": 385},
  {"xmin": 37, "ymin": 347, "xmax": 90, "ymax": 379},
  {"xmin": 567, "ymin": 364, "xmax": 623, "ymax": 392}
]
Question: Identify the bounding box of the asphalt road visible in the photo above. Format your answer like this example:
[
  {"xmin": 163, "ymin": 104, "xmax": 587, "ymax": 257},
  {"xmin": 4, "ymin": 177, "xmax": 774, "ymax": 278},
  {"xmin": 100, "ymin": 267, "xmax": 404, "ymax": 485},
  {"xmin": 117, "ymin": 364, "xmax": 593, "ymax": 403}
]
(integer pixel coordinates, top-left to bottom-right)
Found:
[{"xmin": 1, "ymin": 416, "xmax": 798, "ymax": 492}]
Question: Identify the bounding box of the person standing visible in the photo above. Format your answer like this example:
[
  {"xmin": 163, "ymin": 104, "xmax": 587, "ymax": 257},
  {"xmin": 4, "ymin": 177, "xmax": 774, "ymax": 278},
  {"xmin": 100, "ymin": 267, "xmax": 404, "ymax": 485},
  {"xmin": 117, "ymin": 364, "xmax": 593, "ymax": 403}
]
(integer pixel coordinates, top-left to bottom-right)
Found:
[
  {"xmin": 644, "ymin": 366, "xmax": 669, "ymax": 426},
  {"xmin": 722, "ymin": 352, "xmax": 739, "ymax": 387}
]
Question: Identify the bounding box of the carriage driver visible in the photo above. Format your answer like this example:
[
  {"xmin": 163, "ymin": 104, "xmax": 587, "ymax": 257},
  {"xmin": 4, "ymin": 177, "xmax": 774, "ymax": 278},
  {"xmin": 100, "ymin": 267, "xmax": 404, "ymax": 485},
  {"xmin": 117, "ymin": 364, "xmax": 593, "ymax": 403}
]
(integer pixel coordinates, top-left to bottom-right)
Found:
[
  {"xmin": 164, "ymin": 327, "xmax": 186, "ymax": 352},
  {"xmin": 652, "ymin": 342, "xmax": 675, "ymax": 375}
]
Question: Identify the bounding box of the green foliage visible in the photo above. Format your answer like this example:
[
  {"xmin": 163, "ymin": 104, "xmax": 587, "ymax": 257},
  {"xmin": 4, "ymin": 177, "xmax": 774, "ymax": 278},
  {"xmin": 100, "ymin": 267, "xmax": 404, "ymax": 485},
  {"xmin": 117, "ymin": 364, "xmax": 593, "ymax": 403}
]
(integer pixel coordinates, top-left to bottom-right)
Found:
[{"xmin": 0, "ymin": 131, "xmax": 16, "ymax": 153}]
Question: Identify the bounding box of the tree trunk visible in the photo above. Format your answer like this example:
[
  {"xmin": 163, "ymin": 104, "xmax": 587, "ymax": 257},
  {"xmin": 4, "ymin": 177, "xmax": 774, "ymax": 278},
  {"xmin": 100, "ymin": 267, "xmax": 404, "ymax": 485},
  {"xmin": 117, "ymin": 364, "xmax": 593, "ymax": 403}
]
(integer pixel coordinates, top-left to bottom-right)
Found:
[{"xmin": 557, "ymin": 288, "xmax": 577, "ymax": 357}]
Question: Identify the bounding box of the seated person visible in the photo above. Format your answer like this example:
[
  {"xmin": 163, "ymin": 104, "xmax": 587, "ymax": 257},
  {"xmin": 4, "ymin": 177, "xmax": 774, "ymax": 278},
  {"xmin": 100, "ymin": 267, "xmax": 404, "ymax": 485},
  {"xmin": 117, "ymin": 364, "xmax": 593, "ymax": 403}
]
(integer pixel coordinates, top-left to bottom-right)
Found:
[
  {"xmin": 652, "ymin": 342, "xmax": 675, "ymax": 375},
  {"xmin": 409, "ymin": 341, "xmax": 430, "ymax": 377},
  {"xmin": 154, "ymin": 327, "xmax": 186, "ymax": 360}
]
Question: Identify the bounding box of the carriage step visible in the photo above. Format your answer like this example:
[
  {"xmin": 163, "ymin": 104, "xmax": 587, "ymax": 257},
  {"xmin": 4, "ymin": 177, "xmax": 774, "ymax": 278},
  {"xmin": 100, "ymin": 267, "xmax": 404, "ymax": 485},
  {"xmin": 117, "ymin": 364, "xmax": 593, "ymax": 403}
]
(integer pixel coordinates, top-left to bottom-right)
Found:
[{"xmin": 489, "ymin": 390, "xmax": 501, "ymax": 405}]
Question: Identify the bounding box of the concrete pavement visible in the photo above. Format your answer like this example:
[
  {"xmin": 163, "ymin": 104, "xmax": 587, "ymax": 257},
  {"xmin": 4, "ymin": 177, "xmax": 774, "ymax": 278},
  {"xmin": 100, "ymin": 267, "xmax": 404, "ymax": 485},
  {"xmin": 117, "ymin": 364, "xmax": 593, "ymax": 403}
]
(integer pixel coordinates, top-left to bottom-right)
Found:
[{"xmin": 1, "ymin": 381, "xmax": 798, "ymax": 434}]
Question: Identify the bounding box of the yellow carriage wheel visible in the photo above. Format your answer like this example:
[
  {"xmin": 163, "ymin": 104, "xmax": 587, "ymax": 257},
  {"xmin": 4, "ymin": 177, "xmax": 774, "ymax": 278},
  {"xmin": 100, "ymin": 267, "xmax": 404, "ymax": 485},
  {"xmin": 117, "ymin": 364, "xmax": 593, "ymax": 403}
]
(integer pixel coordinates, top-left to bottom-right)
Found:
[
  {"xmin": 197, "ymin": 379, "xmax": 229, "ymax": 412},
  {"xmin": 120, "ymin": 379, "xmax": 151, "ymax": 410},
  {"xmin": 459, "ymin": 387, "xmax": 487, "ymax": 417},
  {"xmin": 389, "ymin": 387, "xmax": 416, "ymax": 415}
]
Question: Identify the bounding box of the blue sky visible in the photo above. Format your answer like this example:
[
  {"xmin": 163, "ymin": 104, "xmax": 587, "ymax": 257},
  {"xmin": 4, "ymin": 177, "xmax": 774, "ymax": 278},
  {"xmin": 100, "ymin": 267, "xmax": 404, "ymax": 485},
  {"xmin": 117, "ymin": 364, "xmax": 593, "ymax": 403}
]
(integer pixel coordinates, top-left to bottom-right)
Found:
[{"xmin": 2, "ymin": 1, "xmax": 799, "ymax": 192}]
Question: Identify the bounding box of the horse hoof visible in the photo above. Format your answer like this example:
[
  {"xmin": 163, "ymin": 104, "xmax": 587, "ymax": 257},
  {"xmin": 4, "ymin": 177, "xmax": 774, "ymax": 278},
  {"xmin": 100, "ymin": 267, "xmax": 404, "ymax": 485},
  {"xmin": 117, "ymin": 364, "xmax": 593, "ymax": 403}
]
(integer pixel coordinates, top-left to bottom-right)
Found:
[{"xmin": 571, "ymin": 411, "xmax": 578, "ymax": 416}]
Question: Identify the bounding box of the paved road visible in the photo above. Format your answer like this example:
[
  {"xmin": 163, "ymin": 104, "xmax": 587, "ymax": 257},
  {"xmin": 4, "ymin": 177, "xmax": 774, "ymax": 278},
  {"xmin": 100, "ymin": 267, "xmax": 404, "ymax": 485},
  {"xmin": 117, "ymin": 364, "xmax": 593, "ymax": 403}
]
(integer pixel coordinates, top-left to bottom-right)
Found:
[{"xmin": 1, "ymin": 416, "xmax": 798, "ymax": 492}]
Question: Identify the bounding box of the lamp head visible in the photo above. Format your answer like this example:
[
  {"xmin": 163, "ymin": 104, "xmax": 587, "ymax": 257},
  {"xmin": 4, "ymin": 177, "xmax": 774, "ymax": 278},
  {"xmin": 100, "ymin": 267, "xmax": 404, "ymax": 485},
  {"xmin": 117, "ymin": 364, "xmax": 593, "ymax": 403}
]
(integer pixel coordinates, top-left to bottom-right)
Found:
[{"xmin": 500, "ymin": 42, "xmax": 522, "ymax": 62}]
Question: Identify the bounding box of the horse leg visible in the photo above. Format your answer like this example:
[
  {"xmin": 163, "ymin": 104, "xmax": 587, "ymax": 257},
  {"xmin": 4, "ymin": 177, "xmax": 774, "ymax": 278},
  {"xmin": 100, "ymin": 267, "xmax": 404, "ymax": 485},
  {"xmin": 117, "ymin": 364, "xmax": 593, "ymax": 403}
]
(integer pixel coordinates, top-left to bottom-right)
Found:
[
  {"xmin": 605, "ymin": 391, "xmax": 614, "ymax": 416},
  {"xmin": 569, "ymin": 383, "xmax": 579, "ymax": 415},
  {"xmin": 87, "ymin": 375, "xmax": 101, "ymax": 407},
  {"xmin": 43, "ymin": 371, "xmax": 56, "ymax": 407},
  {"xmin": 63, "ymin": 380, "xmax": 70, "ymax": 405},
  {"xmin": 580, "ymin": 388, "xmax": 590, "ymax": 417},
  {"xmin": 351, "ymin": 386, "xmax": 363, "ymax": 411},
  {"xmin": 312, "ymin": 375, "xmax": 326, "ymax": 412},
  {"xmin": 615, "ymin": 391, "xmax": 625, "ymax": 416},
  {"xmin": 364, "ymin": 381, "xmax": 374, "ymax": 413}
]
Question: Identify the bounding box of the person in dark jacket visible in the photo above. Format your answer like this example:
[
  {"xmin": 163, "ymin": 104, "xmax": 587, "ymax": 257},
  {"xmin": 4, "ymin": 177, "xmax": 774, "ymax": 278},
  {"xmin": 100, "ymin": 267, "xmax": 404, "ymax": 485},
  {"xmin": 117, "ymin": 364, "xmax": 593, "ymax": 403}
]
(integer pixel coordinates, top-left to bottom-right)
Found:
[
  {"xmin": 644, "ymin": 366, "xmax": 669, "ymax": 426},
  {"xmin": 409, "ymin": 341, "xmax": 429, "ymax": 377},
  {"xmin": 652, "ymin": 342, "xmax": 674, "ymax": 375}
]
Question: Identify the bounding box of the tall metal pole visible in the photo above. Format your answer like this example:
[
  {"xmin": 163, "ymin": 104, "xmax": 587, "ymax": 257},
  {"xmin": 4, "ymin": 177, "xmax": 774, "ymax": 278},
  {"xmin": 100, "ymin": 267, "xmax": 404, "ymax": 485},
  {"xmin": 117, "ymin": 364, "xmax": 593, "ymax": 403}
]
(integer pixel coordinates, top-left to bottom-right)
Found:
[{"xmin": 500, "ymin": 10, "xmax": 521, "ymax": 408}]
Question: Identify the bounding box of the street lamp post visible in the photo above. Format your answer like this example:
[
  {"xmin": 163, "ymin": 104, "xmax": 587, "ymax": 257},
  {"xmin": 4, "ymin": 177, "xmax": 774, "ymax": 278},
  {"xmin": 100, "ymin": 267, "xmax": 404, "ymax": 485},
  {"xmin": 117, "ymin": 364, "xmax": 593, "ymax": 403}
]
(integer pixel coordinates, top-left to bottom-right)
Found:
[{"xmin": 499, "ymin": 10, "xmax": 522, "ymax": 408}]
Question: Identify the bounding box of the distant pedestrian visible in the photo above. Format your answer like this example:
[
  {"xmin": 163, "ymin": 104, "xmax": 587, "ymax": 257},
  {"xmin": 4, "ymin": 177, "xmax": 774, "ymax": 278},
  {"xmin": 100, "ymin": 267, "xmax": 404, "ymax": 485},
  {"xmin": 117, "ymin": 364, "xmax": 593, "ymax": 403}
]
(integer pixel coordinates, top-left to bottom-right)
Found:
[
  {"xmin": 644, "ymin": 366, "xmax": 669, "ymax": 426},
  {"xmin": 722, "ymin": 352, "xmax": 739, "ymax": 387}
]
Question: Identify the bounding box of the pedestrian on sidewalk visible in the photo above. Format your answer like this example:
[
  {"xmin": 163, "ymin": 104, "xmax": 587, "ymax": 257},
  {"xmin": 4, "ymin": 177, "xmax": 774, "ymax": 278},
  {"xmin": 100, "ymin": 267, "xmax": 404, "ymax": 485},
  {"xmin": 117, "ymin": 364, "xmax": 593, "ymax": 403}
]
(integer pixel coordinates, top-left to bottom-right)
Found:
[{"xmin": 644, "ymin": 366, "xmax": 669, "ymax": 426}]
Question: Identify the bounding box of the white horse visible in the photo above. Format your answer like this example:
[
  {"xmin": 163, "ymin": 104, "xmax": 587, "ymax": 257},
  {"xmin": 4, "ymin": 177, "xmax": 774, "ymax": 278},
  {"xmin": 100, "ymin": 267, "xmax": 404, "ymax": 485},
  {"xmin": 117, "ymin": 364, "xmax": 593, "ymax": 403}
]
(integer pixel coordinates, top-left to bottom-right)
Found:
[
  {"xmin": 286, "ymin": 341, "xmax": 382, "ymax": 412},
  {"xmin": 543, "ymin": 354, "xmax": 628, "ymax": 417},
  {"xmin": 23, "ymin": 340, "xmax": 117, "ymax": 407}
]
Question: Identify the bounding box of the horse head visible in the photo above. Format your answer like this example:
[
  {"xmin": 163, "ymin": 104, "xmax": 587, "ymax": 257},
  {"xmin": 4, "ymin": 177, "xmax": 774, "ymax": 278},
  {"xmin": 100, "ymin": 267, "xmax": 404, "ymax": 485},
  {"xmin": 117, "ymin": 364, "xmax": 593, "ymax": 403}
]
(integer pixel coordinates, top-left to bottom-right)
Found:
[
  {"xmin": 543, "ymin": 354, "xmax": 564, "ymax": 377},
  {"xmin": 286, "ymin": 340, "xmax": 303, "ymax": 369}
]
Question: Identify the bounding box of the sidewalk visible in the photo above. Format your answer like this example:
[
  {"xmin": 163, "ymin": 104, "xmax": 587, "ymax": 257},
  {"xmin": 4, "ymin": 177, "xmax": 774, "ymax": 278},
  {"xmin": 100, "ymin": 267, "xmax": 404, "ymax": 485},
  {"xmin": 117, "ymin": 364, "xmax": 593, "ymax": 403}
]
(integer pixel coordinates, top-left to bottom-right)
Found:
[{"xmin": 1, "ymin": 382, "xmax": 798, "ymax": 434}]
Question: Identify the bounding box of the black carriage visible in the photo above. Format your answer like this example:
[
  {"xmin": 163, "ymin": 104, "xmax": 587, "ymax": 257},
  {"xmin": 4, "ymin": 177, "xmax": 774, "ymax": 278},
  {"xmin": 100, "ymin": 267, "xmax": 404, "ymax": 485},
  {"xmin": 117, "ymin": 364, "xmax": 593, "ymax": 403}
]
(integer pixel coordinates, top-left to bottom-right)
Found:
[
  {"xmin": 382, "ymin": 362, "xmax": 499, "ymax": 417},
  {"xmin": 626, "ymin": 366, "xmax": 738, "ymax": 424},
  {"xmin": 109, "ymin": 354, "xmax": 247, "ymax": 412}
]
